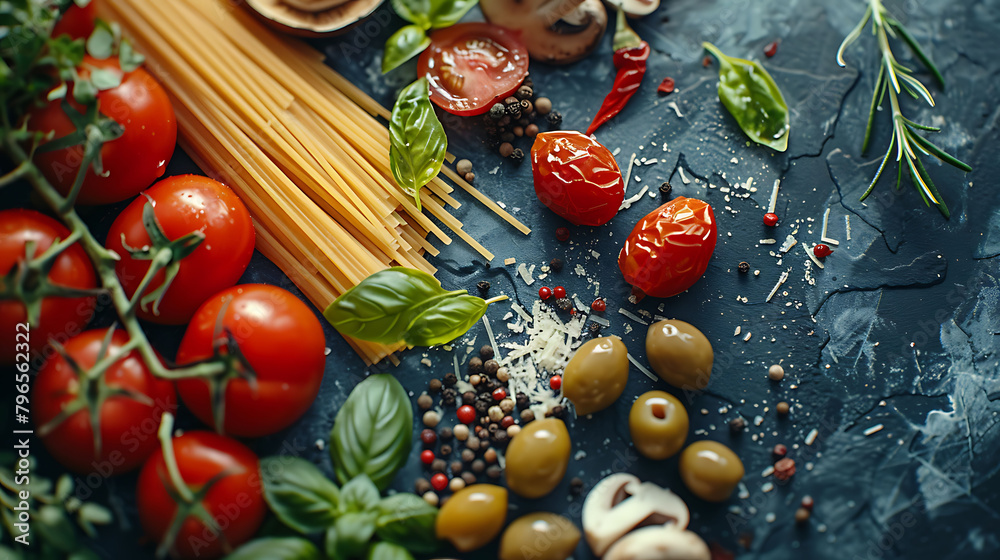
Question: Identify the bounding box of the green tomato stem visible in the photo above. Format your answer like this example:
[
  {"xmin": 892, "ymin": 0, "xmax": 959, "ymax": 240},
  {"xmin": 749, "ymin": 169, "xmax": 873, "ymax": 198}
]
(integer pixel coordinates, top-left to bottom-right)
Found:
[{"xmin": 156, "ymin": 412, "xmax": 195, "ymax": 503}]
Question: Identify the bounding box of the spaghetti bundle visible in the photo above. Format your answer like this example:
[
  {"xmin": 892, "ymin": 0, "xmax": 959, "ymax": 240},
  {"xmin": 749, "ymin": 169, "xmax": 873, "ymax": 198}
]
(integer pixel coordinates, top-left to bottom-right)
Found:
[{"xmin": 98, "ymin": 0, "xmax": 529, "ymax": 364}]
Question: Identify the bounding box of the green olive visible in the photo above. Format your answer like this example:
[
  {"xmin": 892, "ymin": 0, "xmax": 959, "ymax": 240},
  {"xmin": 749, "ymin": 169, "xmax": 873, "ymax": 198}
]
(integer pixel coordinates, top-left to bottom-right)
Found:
[
  {"xmin": 562, "ymin": 336, "xmax": 628, "ymax": 415},
  {"xmin": 504, "ymin": 418, "xmax": 571, "ymax": 498},
  {"xmin": 499, "ymin": 512, "xmax": 581, "ymax": 560},
  {"xmin": 645, "ymin": 319, "xmax": 713, "ymax": 389},
  {"xmin": 435, "ymin": 484, "xmax": 508, "ymax": 551},
  {"xmin": 678, "ymin": 440, "xmax": 744, "ymax": 502},
  {"xmin": 629, "ymin": 390, "xmax": 689, "ymax": 460}
]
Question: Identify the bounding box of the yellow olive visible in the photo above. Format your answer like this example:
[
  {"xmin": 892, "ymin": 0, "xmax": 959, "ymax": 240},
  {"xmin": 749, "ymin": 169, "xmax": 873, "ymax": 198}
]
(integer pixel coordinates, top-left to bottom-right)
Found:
[
  {"xmin": 504, "ymin": 418, "xmax": 571, "ymax": 498},
  {"xmin": 645, "ymin": 319, "xmax": 713, "ymax": 390},
  {"xmin": 435, "ymin": 484, "xmax": 508, "ymax": 551},
  {"xmin": 679, "ymin": 440, "xmax": 744, "ymax": 502},
  {"xmin": 562, "ymin": 336, "xmax": 629, "ymax": 415},
  {"xmin": 629, "ymin": 390, "xmax": 689, "ymax": 460},
  {"xmin": 499, "ymin": 512, "xmax": 581, "ymax": 560}
]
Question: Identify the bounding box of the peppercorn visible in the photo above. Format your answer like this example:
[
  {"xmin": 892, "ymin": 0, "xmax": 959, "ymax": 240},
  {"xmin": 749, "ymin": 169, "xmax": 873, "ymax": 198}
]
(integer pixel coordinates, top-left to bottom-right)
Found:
[
  {"xmin": 453, "ymin": 424, "xmax": 469, "ymax": 441},
  {"xmin": 520, "ymin": 409, "xmax": 535, "ymax": 423},
  {"xmin": 448, "ymin": 477, "xmax": 466, "ymax": 492},
  {"xmin": 764, "ymin": 40, "xmax": 779, "ymax": 58},
  {"xmin": 455, "ymin": 393, "xmax": 472, "ymax": 408},
  {"xmin": 439, "ymin": 426, "xmax": 453, "ymax": 441},
  {"xmin": 423, "ymin": 491, "xmax": 439, "ymax": 506},
  {"xmin": 421, "ymin": 450, "xmax": 434, "ymax": 465},
  {"xmin": 516, "ymin": 85, "xmax": 533, "ymax": 100},
  {"xmin": 550, "ymin": 405, "xmax": 566, "ymax": 419},
  {"xmin": 423, "ymin": 410, "xmax": 440, "ymax": 428},
  {"xmin": 510, "ymin": 148, "xmax": 525, "ymax": 162},
  {"xmin": 738, "ymin": 261, "xmax": 750, "ymax": 273},
  {"xmin": 496, "ymin": 367, "xmax": 510, "ymax": 382},
  {"xmin": 763, "ymin": 212, "xmax": 779, "ymax": 227},
  {"xmin": 486, "ymin": 465, "xmax": 502, "ymax": 479},
  {"xmin": 456, "ymin": 159, "xmax": 473, "ymax": 175},
  {"xmin": 471, "ymin": 459, "xmax": 486, "ymax": 474},
  {"xmin": 549, "ymin": 258, "xmax": 564, "ymax": 272},
  {"xmin": 467, "ymin": 357, "xmax": 483, "ymax": 374},
  {"xmin": 659, "ymin": 181, "xmax": 673, "ymax": 197},
  {"xmin": 449, "ymin": 460, "xmax": 463, "ymax": 474},
  {"xmin": 464, "ymin": 172, "xmax": 475, "ymax": 183},
  {"xmin": 499, "ymin": 142, "xmax": 514, "ymax": 158},
  {"xmin": 483, "ymin": 447, "xmax": 498, "ymax": 464},
  {"xmin": 795, "ymin": 507, "xmax": 811, "ymax": 524},
  {"xmin": 487, "ymin": 405, "xmax": 504, "ymax": 422},
  {"xmin": 774, "ymin": 457, "xmax": 796, "ymax": 481},
  {"xmin": 474, "ymin": 400, "xmax": 490, "ymax": 417},
  {"xmin": 440, "ymin": 388, "xmax": 457, "ymax": 407},
  {"xmin": 470, "ymin": 374, "xmax": 482, "ymax": 387},
  {"xmin": 504, "ymin": 96, "xmax": 519, "ymax": 109},
  {"xmin": 556, "ymin": 297, "xmax": 572, "ymax": 311},
  {"xmin": 431, "ymin": 458, "xmax": 447, "ymax": 473},
  {"xmin": 498, "ymin": 115, "xmax": 511, "ymax": 127},
  {"xmin": 516, "ymin": 392, "xmax": 529, "ymax": 409},
  {"xmin": 489, "ymin": 103, "xmax": 506, "ymax": 120},
  {"xmin": 549, "ymin": 376, "xmax": 562, "ymax": 391},
  {"xmin": 772, "ymin": 443, "xmax": 788, "ymax": 460},
  {"xmin": 526, "ymin": 123, "xmax": 539, "ymax": 137},
  {"xmin": 421, "ymin": 429, "xmax": 437, "ymax": 446},
  {"xmin": 534, "ymin": 97, "xmax": 552, "ymax": 115},
  {"xmin": 569, "ymin": 477, "xmax": 584, "ymax": 496},
  {"xmin": 500, "ymin": 415, "xmax": 515, "ymax": 429},
  {"xmin": 768, "ymin": 364, "xmax": 785, "ymax": 381},
  {"xmin": 776, "ymin": 401, "xmax": 790, "ymax": 416},
  {"xmin": 729, "ymin": 417, "xmax": 746, "ymax": 434},
  {"xmin": 546, "ymin": 110, "xmax": 562, "ymax": 126},
  {"xmin": 588, "ymin": 322, "xmax": 601, "ymax": 336},
  {"xmin": 417, "ymin": 394, "xmax": 433, "ymax": 410},
  {"xmin": 428, "ymin": 378, "xmax": 442, "ymax": 393},
  {"xmin": 518, "ymin": 116, "xmax": 531, "ymax": 127},
  {"xmin": 476, "ymin": 345, "xmax": 494, "ymax": 361},
  {"xmin": 522, "ymin": 74, "xmax": 533, "ymax": 87},
  {"xmin": 466, "ymin": 436, "xmax": 481, "ymax": 451},
  {"xmin": 487, "ymin": 423, "xmax": 499, "ymax": 435},
  {"xmin": 461, "ymin": 448, "xmax": 475, "ymax": 463},
  {"xmin": 499, "ymin": 398, "xmax": 515, "ymax": 414},
  {"xmin": 491, "ymin": 430, "xmax": 509, "ymax": 446},
  {"xmin": 813, "ymin": 244, "xmax": 833, "ymax": 258},
  {"xmin": 476, "ymin": 280, "xmax": 490, "ymax": 293},
  {"xmin": 519, "ymin": 99, "xmax": 531, "ymax": 113},
  {"xmin": 590, "ymin": 299, "xmax": 606, "ymax": 313},
  {"xmin": 500, "ymin": 131, "xmax": 515, "ymax": 143},
  {"xmin": 415, "ymin": 478, "xmax": 431, "ymax": 495},
  {"xmin": 484, "ymin": 359, "xmax": 499, "ymax": 376},
  {"xmin": 461, "ymin": 471, "xmax": 477, "ymax": 485},
  {"xmin": 506, "ymin": 425, "xmax": 521, "ymax": 438},
  {"xmin": 444, "ymin": 372, "xmax": 458, "ymax": 387}
]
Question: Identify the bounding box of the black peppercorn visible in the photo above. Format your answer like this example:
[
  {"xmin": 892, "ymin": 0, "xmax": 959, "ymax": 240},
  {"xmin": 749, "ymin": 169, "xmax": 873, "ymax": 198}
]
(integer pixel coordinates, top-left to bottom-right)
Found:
[
  {"xmin": 549, "ymin": 258, "xmax": 563, "ymax": 272},
  {"xmin": 507, "ymin": 106, "xmax": 521, "ymax": 119},
  {"xmin": 489, "ymin": 103, "xmax": 506, "ymax": 120},
  {"xmin": 659, "ymin": 181, "xmax": 672, "ymax": 197},
  {"xmin": 476, "ymin": 280, "xmax": 491, "ymax": 293},
  {"xmin": 449, "ymin": 460, "xmax": 463, "ymax": 474},
  {"xmin": 509, "ymin": 148, "xmax": 525, "ymax": 163},
  {"xmin": 518, "ymin": 116, "xmax": 531, "ymax": 127},
  {"xmin": 522, "ymin": 74, "xmax": 533, "ymax": 88},
  {"xmin": 498, "ymin": 115, "xmax": 511, "ymax": 128},
  {"xmin": 440, "ymin": 444, "xmax": 453, "ymax": 456},
  {"xmin": 428, "ymin": 378, "xmax": 442, "ymax": 393},
  {"xmin": 729, "ymin": 417, "xmax": 746, "ymax": 434},
  {"xmin": 443, "ymin": 372, "xmax": 458, "ymax": 387},
  {"xmin": 556, "ymin": 297, "xmax": 572, "ymax": 311},
  {"xmin": 461, "ymin": 448, "xmax": 475, "ymax": 462},
  {"xmin": 474, "ymin": 400, "xmax": 490, "ymax": 416},
  {"xmin": 500, "ymin": 131, "xmax": 515, "ymax": 143},
  {"xmin": 462, "ymin": 391, "xmax": 476, "ymax": 405},
  {"xmin": 519, "ymin": 99, "xmax": 531, "ymax": 113},
  {"xmin": 461, "ymin": 472, "xmax": 477, "ymax": 485},
  {"xmin": 480, "ymin": 345, "xmax": 495, "ymax": 360},
  {"xmin": 439, "ymin": 426, "xmax": 453, "ymax": 440},
  {"xmin": 516, "ymin": 392, "xmax": 529, "ymax": 409},
  {"xmin": 484, "ymin": 359, "xmax": 499, "ymax": 375},
  {"xmin": 431, "ymin": 458, "xmax": 447, "ymax": 473},
  {"xmin": 546, "ymin": 111, "xmax": 562, "ymax": 126},
  {"xmin": 569, "ymin": 477, "xmax": 584, "ymax": 496},
  {"xmin": 415, "ymin": 478, "xmax": 431, "ymax": 495},
  {"xmin": 441, "ymin": 388, "xmax": 457, "ymax": 407},
  {"xmin": 471, "ymin": 459, "xmax": 486, "ymax": 473},
  {"xmin": 486, "ymin": 465, "xmax": 502, "ymax": 479},
  {"xmin": 551, "ymin": 405, "xmax": 566, "ymax": 419},
  {"xmin": 468, "ymin": 357, "xmax": 483, "ymax": 374},
  {"xmin": 588, "ymin": 322, "xmax": 601, "ymax": 336},
  {"xmin": 738, "ymin": 261, "xmax": 750, "ymax": 273},
  {"xmin": 491, "ymin": 430, "xmax": 509, "ymax": 445},
  {"xmin": 516, "ymin": 85, "xmax": 533, "ymax": 100}
]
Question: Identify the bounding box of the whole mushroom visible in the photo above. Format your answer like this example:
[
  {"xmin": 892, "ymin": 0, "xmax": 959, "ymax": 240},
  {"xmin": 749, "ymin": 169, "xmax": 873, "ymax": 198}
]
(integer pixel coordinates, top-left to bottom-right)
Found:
[
  {"xmin": 480, "ymin": 0, "xmax": 608, "ymax": 64},
  {"xmin": 582, "ymin": 473, "xmax": 690, "ymax": 557},
  {"xmin": 606, "ymin": 0, "xmax": 661, "ymax": 18}
]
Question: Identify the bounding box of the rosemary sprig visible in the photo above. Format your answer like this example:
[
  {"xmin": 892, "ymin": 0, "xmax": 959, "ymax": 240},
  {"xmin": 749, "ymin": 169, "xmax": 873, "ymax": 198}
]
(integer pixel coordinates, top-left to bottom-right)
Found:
[{"xmin": 837, "ymin": 0, "xmax": 971, "ymax": 218}]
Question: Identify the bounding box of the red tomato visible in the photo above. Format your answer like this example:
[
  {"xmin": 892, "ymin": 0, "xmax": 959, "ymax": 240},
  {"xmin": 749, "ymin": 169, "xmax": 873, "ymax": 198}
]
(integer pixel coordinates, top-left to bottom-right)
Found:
[
  {"xmin": 418, "ymin": 23, "xmax": 529, "ymax": 116},
  {"xmin": 32, "ymin": 329, "xmax": 176, "ymax": 474},
  {"xmin": 0, "ymin": 209, "xmax": 97, "ymax": 364},
  {"xmin": 618, "ymin": 197, "xmax": 717, "ymax": 298},
  {"xmin": 106, "ymin": 175, "xmax": 255, "ymax": 325},
  {"xmin": 52, "ymin": 1, "xmax": 97, "ymax": 40},
  {"xmin": 28, "ymin": 56, "xmax": 177, "ymax": 205},
  {"xmin": 175, "ymin": 285, "xmax": 326, "ymax": 437},
  {"xmin": 137, "ymin": 431, "xmax": 265, "ymax": 559},
  {"xmin": 531, "ymin": 131, "xmax": 625, "ymax": 226}
]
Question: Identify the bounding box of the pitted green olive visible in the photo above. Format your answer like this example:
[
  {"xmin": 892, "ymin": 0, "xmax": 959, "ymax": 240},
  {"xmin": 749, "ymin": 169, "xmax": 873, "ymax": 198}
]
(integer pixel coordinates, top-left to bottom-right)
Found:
[
  {"xmin": 645, "ymin": 319, "xmax": 713, "ymax": 389},
  {"xmin": 504, "ymin": 418, "xmax": 571, "ymax": 498},
  {"xmin": 629, "ymin": 390, "xmax": 689, "ymax": 460},
  {"xmin": 678, "ymin": 440, "xmax": 744, "ymax": 502},
  {"xmin": 562, "ymin": 336, "xmax": 629, "ymax": 415},
  {"xmin": 499, "ymin": 512, "xmax": 581, "ymax": 560},
  {"xmin": 435, "ymin": 484, "xmax": 507, "ymax": 551}
]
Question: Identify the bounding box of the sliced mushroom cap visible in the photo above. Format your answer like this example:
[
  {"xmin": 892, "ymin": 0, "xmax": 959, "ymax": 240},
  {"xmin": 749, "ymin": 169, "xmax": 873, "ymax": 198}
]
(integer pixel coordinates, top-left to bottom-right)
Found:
[
  {"xmin": 245, "ymin": 0, "xmax": 383, "ymax": 37},
  {"xmin": 604, "ymin": 525, "xmax": 711, "ymax": 560},
  {"xmin": 606, "ymin": 0, "xmax": 661, "ymax": 18},
  {"xmin": 582, "ymin": 473, "xmax": 690, "ymax": 557},
  {"xmin": 480, "ymin": 0, "xmax": 607, "ymax": 64}
]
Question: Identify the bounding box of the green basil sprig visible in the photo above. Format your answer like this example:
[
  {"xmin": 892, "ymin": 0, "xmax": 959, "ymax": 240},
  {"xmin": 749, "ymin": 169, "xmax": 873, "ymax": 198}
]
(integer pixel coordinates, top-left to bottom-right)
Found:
[
  {"xmin": 324, "ymin": 267, "xmax": 505, "ymax": 347},
  {"xmin": 368, "ymin": 542, "xmax": 416, "ymax": 560},
  {"xmin": 330, "ymin": 375, "xmax": 412, "ymax": 491},
  {"xmin": 382, "ymin": 0, "xmax": 478, "ymax": 73},
  {"xmin": 703, "ymin": 42, "xmax": 790, "ymax": 152},
  {"xmin": 389, "ymin": 78, "xmax": 447, "ymax": 212},
  {"xmin": 260, "ymin": 457, "xmax": 341, "ymax": 534},
  {"xmin": 224, "ymin": 537, "xmax": 321, "ymax": 560}
]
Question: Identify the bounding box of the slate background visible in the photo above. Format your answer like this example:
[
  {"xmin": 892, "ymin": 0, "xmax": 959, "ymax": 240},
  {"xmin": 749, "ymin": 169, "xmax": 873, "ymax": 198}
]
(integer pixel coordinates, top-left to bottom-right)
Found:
[{"xmin": 4, "ymin": 0, "xmax": 999, "ymax": 558}]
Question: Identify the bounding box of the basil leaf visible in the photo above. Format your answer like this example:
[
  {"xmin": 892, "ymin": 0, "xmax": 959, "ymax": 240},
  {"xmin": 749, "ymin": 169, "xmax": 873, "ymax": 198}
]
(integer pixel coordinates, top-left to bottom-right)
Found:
[
  {"xmin": 340, "ymin": 474, "xmax": 381, "ymax": 513},
  {"xmin": 390, "ymin": 0, "xmax": 433, "ymax": 28},
  {"xmin": 703, "ymin": 42, "xmax": 790, "ymax": 152},
  {"xmin": 118, "ymin": 39, "xmax": 144, "ymax": 72},
  {"xmin": 368, "ymin": 542, "xmax": 416, "ymax": 560},
  {"xmin": 389, "ymin": 78, "xmax": 447, "ymax": 211},
  {"xmin": 85, "ymin": 22, "xmax": 113, "ymax": 59},
  {"xmin": 333, "ymin": 511, "xmax": 378, "ymax": 558},
  {"xmin": 260, "ymin": 457, "xmax": 340, "ymax": 534},
  {"xmin": 224, "ymin": 537, "xmax": 321, "ymax": 560},
  {"xmin": 427, "ymin": 0, "xmax": 478, "ymax": 28},
  {"xmin": 375, "ymin": 493, "xmax": 440, "ymax": 553},
  {"xmin": 331, "ymin": 375, "xmax": 413, "ymax": 491},
  {"xmin": 404, "ymin": 295, "xmax": 488, "ymax": 347},
  {"xmin": 382, "ymin": 25, "xmax": 430, "ymax": 74},
  {"xmin": 324, "ymin": 267, "xmax": 453, "ymax": 345}
]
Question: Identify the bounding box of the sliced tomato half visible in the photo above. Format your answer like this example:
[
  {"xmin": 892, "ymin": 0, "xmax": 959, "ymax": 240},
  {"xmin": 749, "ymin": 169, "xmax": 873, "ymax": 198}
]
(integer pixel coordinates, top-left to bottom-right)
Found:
[{"xmin": 418, "ymin": 23, "xmax": 529, "ymax": 116}]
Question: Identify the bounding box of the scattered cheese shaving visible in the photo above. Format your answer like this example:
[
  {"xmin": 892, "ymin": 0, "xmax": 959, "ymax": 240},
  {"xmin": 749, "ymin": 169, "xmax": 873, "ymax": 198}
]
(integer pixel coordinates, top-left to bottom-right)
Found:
[
  {"xmin": 863, "ymin": 424, "xmax": 884, "ymax": 436},
  {"xmin": 760, "ymin": 238, "xmax": 777, "ymax": 245},
  {"xmin": 511, "ymin": 302, "xmax": 533, "ymax": 323},
  {"xmin": 618, "ymin": 308, "xmax": 649, "ymax": 325},
  {"xmin": 678, "ymin": 167, "xmax": 691, "ymax": 184},
  {"xmin": 734, "ymin": 326, "xmax": 742, "ymax": 336},
  {"xmin": 766, "ymin": 268, "xmax": 791, "ymax": 302},
  {"xmin": 845, "ymin": 215, "xmax": 852, "ymax": 240},
  {"xmin": 805, "ymin": 428, "xmax": 819, "ymax": 445},
  {"xmin": 589, "ymin": 315, "xmax": 610, "ymax": 327},
  {"xmin": 619, "ymin": 186, "xmax": 649, "ymax": 210},
  {"xmin": 627, "ymin": 354, "xmax": 658, "ymax": 382},
  {"xmin": 805, "ymin": 244, "xmax": 825, "ymax": 269},
  {"xmin": 743, "ymin": 332, "xmax": 752, "ymax": 342},
  {"xmin": 778, "ymin": 234, "xmax": 797, "ymax": 254},
  {"xmin": 821, "ymin": 207, "xmax": 840, "ymax": 245},
  {"xmin": 504, "ymin": 257, "xmax": 516, "ymax": 265},
  {"xmin": 623, "ymin": 153, "xmax": 636, "ymax": 194},
  {"xmin": 767, "ymin": 179, "xmax": 780, "ymax": 213},
  {"xmin": 516, "ymin": 262, "xmax": 535, "ymax": 285},
  {"xmin": 666, "ymin": 101, "xmax": 684, "ymax": 118}
]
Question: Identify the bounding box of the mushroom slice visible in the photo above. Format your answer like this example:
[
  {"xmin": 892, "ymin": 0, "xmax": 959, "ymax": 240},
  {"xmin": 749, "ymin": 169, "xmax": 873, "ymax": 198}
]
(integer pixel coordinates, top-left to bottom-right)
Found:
[
  {"xmin": 604, "ymin": 525, "xmax": 711, "ymax": 560},
  {"xmin": 606, "ymin": 0, "xmax": 661, "ymax": 18},
  {"xmin": 480, "ymin": 0, "xmax": 607, "ymax": 65},
  {"xmin": 244, "ymin": 0, "xmax": 383, "ymax": 37},
  {"xmin": 582, "ymin": 473, "xmax": 690, "ymax": 557},
  {"xmin": 283, "ymin": 0, "xmax": 353, "ymax": 10}
]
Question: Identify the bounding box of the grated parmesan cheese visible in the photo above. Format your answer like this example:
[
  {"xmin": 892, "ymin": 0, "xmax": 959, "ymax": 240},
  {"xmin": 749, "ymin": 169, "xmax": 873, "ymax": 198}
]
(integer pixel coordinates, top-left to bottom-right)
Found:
[
  {"xmin": 516, "ymin": 262, "xmax": 535, "ymax": 285},
  {"xmin": 617, "ymin": 308, "xmax": 649, "ymax": 325}
]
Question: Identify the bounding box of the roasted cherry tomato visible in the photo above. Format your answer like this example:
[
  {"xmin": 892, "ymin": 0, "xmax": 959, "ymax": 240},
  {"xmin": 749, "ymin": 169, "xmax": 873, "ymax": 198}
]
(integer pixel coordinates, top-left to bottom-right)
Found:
[
  {"xmin": 28, "ymin": 56, "xmax": 176, "ymax": 205},
  {"xmin": 33, "ymin": 329, "xmax": 176, "ymax": 474},
  {"xmin": 51, "ymin": 1, "xmax": 97, "ymax": 40},
  {"xmin": 0, "ymin": 209, "xmax": 97, "ymax": 364},
  {"xmin": 175, "ymin": 285, "xmax": 326, "ymax": 437},
  {"xmin": 137, "ymin": 431, "xmax": 265, "ymax": 559},
  {"xmin": 418, "ymin": 23, "xmax": 529, "ymax": 116},
  {"xmin": 106, "ymin": 175, "xmax": 255, "ymax": 325},
  {"xmin": 618, "ymin": 197, "xmax": 717, "ymax": 298},
  {"xmin": 531, "ymin": 131, "xmax": 624, "ymax": 227}
]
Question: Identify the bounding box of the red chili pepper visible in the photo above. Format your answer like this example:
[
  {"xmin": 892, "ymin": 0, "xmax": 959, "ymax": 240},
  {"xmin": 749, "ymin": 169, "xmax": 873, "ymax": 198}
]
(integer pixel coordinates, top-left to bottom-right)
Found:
[{"xmin": 585, "ymin": 9, "xmax": 649, "ymax": 136}]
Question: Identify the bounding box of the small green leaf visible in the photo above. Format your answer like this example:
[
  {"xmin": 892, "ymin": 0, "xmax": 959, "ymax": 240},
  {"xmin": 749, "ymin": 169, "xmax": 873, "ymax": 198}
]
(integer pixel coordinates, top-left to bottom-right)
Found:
[
  {"xmin": 89, "ymin": 67, "xmax": 122, "ymax": 91},
  {"xmin": 369, "ymin": 542, "xmax": 416, "ymax": 560},
  {"xmin": 224, "ymin": 537, "xmax": 321, "ymax": 560},
  {"xmin": 389, "ymin": 78, "xmax": 447, "ymax": 211},
  {"xmin": 333, "ymin": 511, "xmax": 378, "ymax": 558},
  {"xmin": 340, "ymin": 474, "xmax": 381, "ymax": 513},
  {"xmin": 375, "ymin": 493, "xmax": 439, "ymax": 553},
  {"xmin": 72, "ymin": 78, "xmax": 98, "ymax": 104},
  {"xmin": 85, "ymin": 23, "xmax": 113, "ymax": 59},
  {"xmin": 382, "ymin": 25, "xmax": 430, "ymax": 74},
  {"xmin": 77, "ymin": 502, "xmax": 112, "ymax": 525},
  {"xmin": 390, "ymin": 0, "xmax": 432, "ymax": 28},
  {"xmin": 703, "ymin": 42, "xmax": 790, "ymax": 152},
  {"xmin": 404, "ymin": 295, "xmax": 488, "ymax": 347},
  {"xmin": 260, "ymin": 457, "xmax": 340, "ymax": 534},
  {"xmin": 330, "ymin": 376, "xmax": 413, "ymax": 491},
  {"xmin": 118, "ymin": 39, "xmax": 144, "ymax": 72},
  {"xmin": 55, "ymin": 475, "xmax": 73, "ymax": 500},
  {"xmin": 426, "ymin": 0, "xmax": 478, "ymax": 28}
]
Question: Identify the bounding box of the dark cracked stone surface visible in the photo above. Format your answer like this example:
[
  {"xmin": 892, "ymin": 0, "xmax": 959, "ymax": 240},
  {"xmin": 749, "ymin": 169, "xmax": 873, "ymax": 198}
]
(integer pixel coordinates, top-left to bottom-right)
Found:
[{"xmin": 8, "ymin": 0, "xmax": 998, "ymax": 559}]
